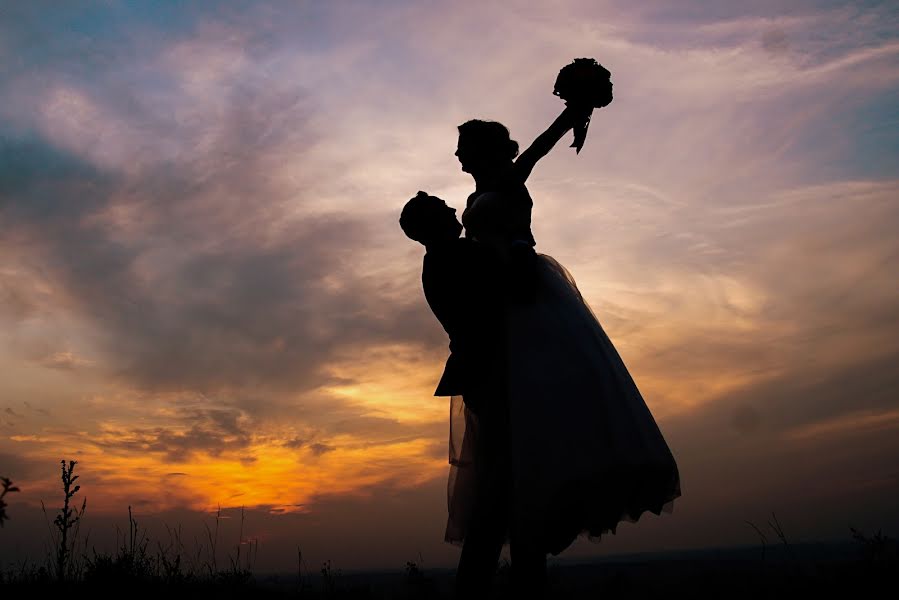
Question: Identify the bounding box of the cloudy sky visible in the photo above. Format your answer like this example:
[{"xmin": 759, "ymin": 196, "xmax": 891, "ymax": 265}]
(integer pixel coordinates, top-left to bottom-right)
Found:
[{"xmin": 1, "ymin": 0, "xmax": 898, "ymax": 572}]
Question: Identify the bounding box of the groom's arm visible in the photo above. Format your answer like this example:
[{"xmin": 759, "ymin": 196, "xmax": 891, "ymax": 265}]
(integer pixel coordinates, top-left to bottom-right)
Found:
[
  {"xmin": 424, "ymin": 250, "xmax": 481, "ymax": 398},
  {"xmin": 422, "ymin": 254, "xmax": 459, "ymax": 340}
]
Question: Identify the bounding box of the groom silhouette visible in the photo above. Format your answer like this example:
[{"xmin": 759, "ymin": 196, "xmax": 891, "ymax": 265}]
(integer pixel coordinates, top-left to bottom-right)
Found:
[
  {"xmin": 399, "ymin": 191, "xmax": 503, "ymax": 410},
  {"xmin": 400, "ymin": 191, "xmax": 516, "ymax": 597}
]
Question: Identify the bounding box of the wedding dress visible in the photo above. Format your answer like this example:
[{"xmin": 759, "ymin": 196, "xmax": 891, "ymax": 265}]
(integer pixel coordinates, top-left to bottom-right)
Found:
[{"xmin": 445, "ymin": 180, "xmax": 680, "ymax": 555}]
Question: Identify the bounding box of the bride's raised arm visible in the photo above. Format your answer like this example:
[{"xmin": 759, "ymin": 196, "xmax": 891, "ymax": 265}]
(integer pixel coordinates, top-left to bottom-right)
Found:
[
  {"xmin": 512, "ymin": 105, "xmax": 586, "ymax": 184},
  {"xmin": 513, "ymin": 58, "xmax": 613, "ymax": 183}
]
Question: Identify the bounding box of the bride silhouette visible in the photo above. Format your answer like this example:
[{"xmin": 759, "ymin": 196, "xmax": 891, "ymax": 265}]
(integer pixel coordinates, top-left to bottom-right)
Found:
[{"xmin": 403, "ymin": 60, "xmax": 680, "ymax": 598}]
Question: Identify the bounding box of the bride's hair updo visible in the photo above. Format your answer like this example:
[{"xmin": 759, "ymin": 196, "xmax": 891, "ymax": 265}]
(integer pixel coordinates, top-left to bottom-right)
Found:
[{"xmin": 457, "ymin": 119, "xmax": 519, "ymax": 161}]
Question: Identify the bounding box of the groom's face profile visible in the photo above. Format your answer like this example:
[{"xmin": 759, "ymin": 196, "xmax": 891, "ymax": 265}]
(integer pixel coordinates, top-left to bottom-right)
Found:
[
  {"xmin": 400, "ymin": 194, "xmax": 462, "ymax": 246},
  {"xmin": 427, "ymin": 199, "xmax": 463, "ymax": 242}
]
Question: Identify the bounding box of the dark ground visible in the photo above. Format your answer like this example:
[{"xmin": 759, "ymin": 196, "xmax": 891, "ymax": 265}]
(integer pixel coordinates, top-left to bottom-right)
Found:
[{"xmin": 4, "ymin": 540, "xmax": 895, "ymax": 599}]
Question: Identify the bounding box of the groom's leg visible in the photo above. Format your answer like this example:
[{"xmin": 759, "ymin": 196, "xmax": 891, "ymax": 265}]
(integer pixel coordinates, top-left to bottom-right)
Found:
[
  {"xmin": 455, "ymin": 404, "xmax": 510, "ymax": 598},
  {"xmin": 455, "ymin": 503, "xmax": 506, "ymax": 598},
  {"xmin": 509, "ymin": 528, "xmax": 547, "ymax": 598}
]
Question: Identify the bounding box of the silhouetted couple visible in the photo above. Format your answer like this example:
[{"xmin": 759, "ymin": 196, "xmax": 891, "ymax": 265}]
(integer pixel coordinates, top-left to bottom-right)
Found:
[{"xmin": 401, "ymin": 64, "xmax": 680, "ymax": 599}]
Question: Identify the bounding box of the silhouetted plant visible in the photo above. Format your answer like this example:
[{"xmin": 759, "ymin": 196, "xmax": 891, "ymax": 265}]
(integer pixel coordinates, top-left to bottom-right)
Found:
[
  {"xmin": 296, "ymin": 546, "xmax": 313, "ymax": 596},
  {"xmin": 119, "ymin": 505, "xmax": 151, "ymax": 576},
  {"xmin": 223, "ymin": 504, "xmax": 257, "ymax": 583},
  {"xmin": 851, "ymin": 527, "xmax": 898, "ymax": 568},
  {"xmin": 745, "ymin": 512, "xmax": 797, "ymax": 562},
  {"xmin": 404, "ymin": 560, "xmax": 422, "ymax": 581},
  {"xmin": 0, "ymin": 476, "xmax": 20, "ymax": 528},
  {"xmin": 202, "ymin": 504, "xmax": 222, "ymax": 577},
  {"xmin": 745, "ymin": 519, "xmax": 769, "ymax": 561},
  {"xmin": 321, "ymin": 559, "xmax": 342, "ymax": 597},
  {"xmin": 403, "ymin": 552, "xmax": 438, "ymax": 598},
  {"xmin": 767, "ymin": 512, "xmax": 796, "ymax": 560},
  {"xmin": 218, "ymin": 541, "xmax": 253, "ymax": 585},
  {"xmin": 41, "ymin": 460, "xmax": 87, "ymax": 581},
  {"xmin": 156, "ymin": 523, "xmax": 195, "ymax": 584},
  {"xmin": 83, "ymin": 510, "xmax": 200, "ymax": 586}
]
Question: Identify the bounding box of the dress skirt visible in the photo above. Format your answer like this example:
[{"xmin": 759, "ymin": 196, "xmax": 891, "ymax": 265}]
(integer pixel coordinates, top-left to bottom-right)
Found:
[{"xmin": 445, "ymin": 253, "xmax": 681, "ymax": 555}]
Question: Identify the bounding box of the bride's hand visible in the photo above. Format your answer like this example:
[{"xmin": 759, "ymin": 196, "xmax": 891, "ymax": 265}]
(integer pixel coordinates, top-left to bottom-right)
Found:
[{"xmin": 563, "ymin": 103, "xmax": 593, "ymax": 128}]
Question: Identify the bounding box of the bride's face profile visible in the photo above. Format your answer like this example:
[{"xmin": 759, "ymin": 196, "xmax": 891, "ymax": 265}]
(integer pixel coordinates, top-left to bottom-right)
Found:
[
  {"xmin": 455, "ymin": 133, "xmax": 503, "ymax": 175},
  {"xmin": 455, "ymin": 135, "xmax": 477, "ymax": 173}
]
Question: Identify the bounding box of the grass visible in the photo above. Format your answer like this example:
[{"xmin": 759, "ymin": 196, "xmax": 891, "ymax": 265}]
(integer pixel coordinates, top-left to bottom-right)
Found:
[{"xmin": 1, "ymin": 461, "xmax": 898, "ymax": 599}]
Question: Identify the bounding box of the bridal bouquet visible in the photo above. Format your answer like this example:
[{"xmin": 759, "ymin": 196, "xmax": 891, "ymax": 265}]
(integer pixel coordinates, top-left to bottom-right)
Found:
[{"xmin": 553, "ymin": 58, "xmax": 613, "ymax": 153}]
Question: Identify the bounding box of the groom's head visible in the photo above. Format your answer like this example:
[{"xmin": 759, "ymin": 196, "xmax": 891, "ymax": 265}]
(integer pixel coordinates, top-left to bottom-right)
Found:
[{"xmin": 400, "ymin": 192, "xmax": 463, "ymax": 247}]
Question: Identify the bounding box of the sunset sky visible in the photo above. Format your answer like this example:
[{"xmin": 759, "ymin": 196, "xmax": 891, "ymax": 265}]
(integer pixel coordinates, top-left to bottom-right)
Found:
[{"xmin": 1, "ymin": 0, "xmax": 898, "ymax": 572}]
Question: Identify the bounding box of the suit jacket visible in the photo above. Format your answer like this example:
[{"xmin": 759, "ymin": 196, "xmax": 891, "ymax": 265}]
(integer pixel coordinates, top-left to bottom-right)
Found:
[{"xmin": 422, "ymin": 238, "xmax": 501, "ymax": 400}]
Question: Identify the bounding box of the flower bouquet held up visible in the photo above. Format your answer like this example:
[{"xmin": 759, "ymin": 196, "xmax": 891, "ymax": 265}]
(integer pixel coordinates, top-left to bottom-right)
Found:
[{"xmin": 553, "ymin": 58, "xmax": 613, "ymax": 153}]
